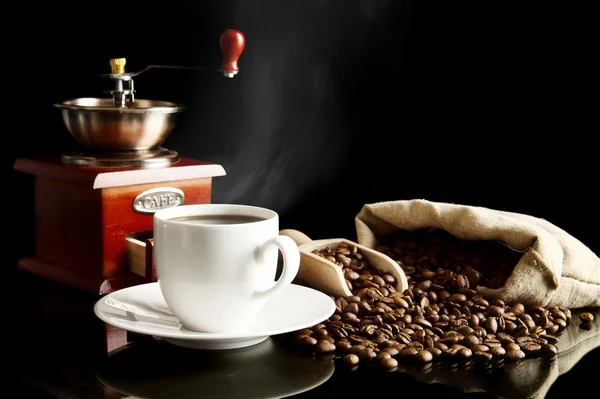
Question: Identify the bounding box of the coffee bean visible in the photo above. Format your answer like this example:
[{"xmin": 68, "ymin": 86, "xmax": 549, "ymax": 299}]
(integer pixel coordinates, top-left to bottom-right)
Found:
[
  {"xmin": 504, "ymin": 320, "xmax": 517, "ymax": 333},
  {"xmin": 475, "ymin": 298, "xmax": 490, "ymax": 307},
  {"xmin": 342, "ymin": 312, "xmax": 360, "ymax": 324},
  {"xmin": 369, "ymin": 275, "xmax": 384, "ymax": 287},
  {"xmin": 543, "ymin": 343, "xmax": 558, "ymax": 357},
  {"xmin": 299, "ymin": 336, "xmax": 317, "ymax": 345},
  {"xmin": 488, "ymin": 305, "xmax": 505, "ymax": 317},
  {"xmin": 506, "ymin": 349, "xmax": 526, "ymax": 361},
  {"xmin": 343, "ymin": 353, "xmax": 360, "ymax": 367},
  {"xmin": 457, "ymin": 347, "xmax": 473, "ymax": 360},
  {"xmin": 521, "ymin": 314, "xmax": 536, "ymax": 330},
  {"xmin": 484, "ymin": 338, "xmax": 502, "ymax": 348},
  {"xmin": 399, "ymin": 347, "xmax": 419, "ymax": 359},
  {"xmin": 380, "ymin": 357, "xmax": 399, "ymax": 369},
  {"xmin": 358, "ymin": 348, "xmax": 377, "ymax": 362},
  {"xmin": 539, "ymin": 334, "xmax": 560, "ymax": 345},
  {"xmin": 554, "ymin": 318, "xmax": 568, "ymax": 330},
  {"xmin": 416, "ymin": 350, "xmax": 433, "ymax": 363},
  {"xmin": 414, "ymin": 316, "xmax": 433, "ymax": 328},
  {"xmin": 313, "ymin": 329, "xmax": 328, "ymax": 338},
  {"xmin": 484, "ymin": 317, "xmax": 499, "ymax": 334},
  {"xmin": 489, "ymin": 346, "xmax": 506, "ymax": 357},
  {"xmin": 496, "ymin": 332, "xmax": 515, "ymax": 344},
  {"xmin": 472, "ymin": 327, "xmax": 488, "ymax": 339},
  {"xmin": 474, "ymin": 351, "xmax": 493, "ymax": 362},
  {"xmin": 321, "ymin": 335, "xmax": 336, "ymax": 344},
  {"xmin": 442, "ymin": 348, "xmax": 459, "ymax": 358},
  {"xmin": 347, "ymin": 272, "xmax": 362, "ymax": 284},
  {"xmin": 343, "ymin": 303, "xmax": 359, "ymax": 314},
  {"xmin": 448, "ymin": 293, "xmax": 467, "ymax": 303},
  {"xmin": 417, "ymin": 280, "xmax": 432, "ymax": 291},
  {"xmin": 382, "ymin": 347, "xmax": 399, "ymax": 356},
  {"xmin": 428, "ymin": 347, "xmax": 443, "ymax": 358},
  {"xmin": 471, "ymin": 344, "xmax": 489, "ymax": 353},
  {"xmin": 463, "ymin": 334, "xmax": 480, "ymax": 347},
  {"xmin": 511, "ymin": 304, "xmax": 525, "ymax": 315},
  {"xmin": 579, "ymin": 312, "xmax": 594, "ymax": 323},
  {"xmin": 457, "ymin": 326, "xmax": 474, "ymax": 336},
  {"xmin": 335, "ymin": 339, "xmax": 352, "ymax": 352},
  {"xmin": 348, "ymin": 344, "xmax": 366, "ymax": 354},
  {"xmin": 516, "ymin": 336, "xmax": 533, "ymax": 345},
  {"xmin": 394, "ymin": 297, "xmax": 410, "ymax": 308},
  {"xmin": 505, "ymin": 342, "xmax": 521, "ymax": 352},
  {"xmin": 316, "ymin": 340, "xmax": 336, "ymax": 353},
  {"xmin": 409, "ymin": 342, "xmax": 425, "ymax": 351},
  {"xmin": 435, "ymin": 342, "xmax": 449, "ymax": 351}
]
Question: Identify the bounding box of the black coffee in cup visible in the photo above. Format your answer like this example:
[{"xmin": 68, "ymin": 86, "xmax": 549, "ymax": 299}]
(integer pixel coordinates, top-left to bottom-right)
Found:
[{"xmin": 170, "ymin": 214, "xmax": 266, "ymax": 225}]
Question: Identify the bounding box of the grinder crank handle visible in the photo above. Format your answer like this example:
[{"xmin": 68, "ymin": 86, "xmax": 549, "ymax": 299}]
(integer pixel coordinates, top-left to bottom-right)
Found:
[
  {"xmin": 106, "ymin": 29, "xmax": 246, "ymax": 78},
  {"xmin": 219, "ymin": 29, "xmax": 246, "ymax": 77}
]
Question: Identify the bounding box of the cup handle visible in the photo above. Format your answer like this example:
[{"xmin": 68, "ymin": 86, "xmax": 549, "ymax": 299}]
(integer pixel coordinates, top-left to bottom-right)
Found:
[{"xmin": 253, "ymin": 235, "xmax": 300, "ymax": 299}]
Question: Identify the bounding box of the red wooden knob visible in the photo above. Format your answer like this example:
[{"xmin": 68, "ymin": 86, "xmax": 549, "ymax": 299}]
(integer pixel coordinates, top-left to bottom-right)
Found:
[{"xmin": 220, "ymin": 29, "xmax": 246, "ymax": 76}]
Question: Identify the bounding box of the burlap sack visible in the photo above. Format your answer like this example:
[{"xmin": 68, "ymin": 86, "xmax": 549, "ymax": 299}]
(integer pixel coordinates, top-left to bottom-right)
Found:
[{"xmin": 355, "ymin": 199, "xmax": 600, "ymax": 309}]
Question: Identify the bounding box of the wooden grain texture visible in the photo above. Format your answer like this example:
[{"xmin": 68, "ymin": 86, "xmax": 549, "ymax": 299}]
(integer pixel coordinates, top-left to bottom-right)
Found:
[
  {"xmin": 279, "ymin": 229, "xmax": 409, "ymax": 297},
  {"xmin": 35, "ymin": 178, "xmax": 103, "ymax": 275},
  {"xmin": 125, "ymin": 232, "xmax": 156, "ymax": 281},
  {"xmin": 100, "ymin": 178, "xmax": 212, "ymax": 278},
  {"xmin": 13, "ymin": 155, "xmax": 226, "ymax": 188},
  {"xmin": 15, "ymin": 155, "xmax": 222, "ymax": 293}
]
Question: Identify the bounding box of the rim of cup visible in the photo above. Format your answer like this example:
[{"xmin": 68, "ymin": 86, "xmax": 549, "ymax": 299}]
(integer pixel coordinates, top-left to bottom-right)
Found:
[{"xmin": 153, "ymin": 203, "xmax": 278, "ymax": 227}]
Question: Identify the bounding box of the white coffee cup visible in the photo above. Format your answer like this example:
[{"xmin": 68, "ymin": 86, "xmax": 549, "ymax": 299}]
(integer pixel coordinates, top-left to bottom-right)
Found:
[{"xmin": 153, "ymin": 204, "xmax": 300, "ymax": 333}]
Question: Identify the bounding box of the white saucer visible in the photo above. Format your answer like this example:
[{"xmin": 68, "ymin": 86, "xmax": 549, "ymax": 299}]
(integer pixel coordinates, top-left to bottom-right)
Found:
[{"xmin": 94, "ymin": 282, "xmax": 335, "ymax": 350}]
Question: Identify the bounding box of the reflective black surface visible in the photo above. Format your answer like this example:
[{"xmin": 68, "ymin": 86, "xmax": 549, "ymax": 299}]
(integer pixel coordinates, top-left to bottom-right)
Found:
[
  {"xmin": 12, "ymin": 272, "xmax": 598, "ymax": 399},
  {"xmin": 7, "ymin": 1, "xmax": 598, "ymax": 397},
  {"xmin": 96, "ymin": 338, "xmax": 335, "ymax": 399},
  {"xmin": 96, "ymin": 309, "xmax": 600, "ymax": 399}
]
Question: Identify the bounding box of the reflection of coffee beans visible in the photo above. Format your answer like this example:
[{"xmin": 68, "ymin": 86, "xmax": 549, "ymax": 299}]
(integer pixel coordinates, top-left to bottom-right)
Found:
[{"xmin": 290, "ymin": 229, "xmax": 572, "ymax": 370}]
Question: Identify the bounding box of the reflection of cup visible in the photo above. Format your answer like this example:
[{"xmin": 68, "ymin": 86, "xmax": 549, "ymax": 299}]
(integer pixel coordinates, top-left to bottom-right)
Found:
[
  {"xmin": 96, "ymin": 338, "xmax": 334, "ymax": 399},
  {"xmin": 153, "ymin": 204, "xmax": 300, "ymax": 333}
]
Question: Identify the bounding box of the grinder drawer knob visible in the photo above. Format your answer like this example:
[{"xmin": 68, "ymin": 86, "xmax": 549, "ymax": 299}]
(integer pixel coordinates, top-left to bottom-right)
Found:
[{"xmin": 220, "ymin": 29, "xmax": 246, "ymax": 77}]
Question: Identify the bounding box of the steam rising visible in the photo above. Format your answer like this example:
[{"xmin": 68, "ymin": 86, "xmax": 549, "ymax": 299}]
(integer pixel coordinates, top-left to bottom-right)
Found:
[{"xmin": 174, "ymin": 0, "xmax": 397, "ymax": 216}]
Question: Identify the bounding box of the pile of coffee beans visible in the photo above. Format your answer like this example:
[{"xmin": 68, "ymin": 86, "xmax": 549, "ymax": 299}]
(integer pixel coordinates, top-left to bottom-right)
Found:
[{"xmin": 289, "ymin": 228, "xmax": 571, "ymax": 371}]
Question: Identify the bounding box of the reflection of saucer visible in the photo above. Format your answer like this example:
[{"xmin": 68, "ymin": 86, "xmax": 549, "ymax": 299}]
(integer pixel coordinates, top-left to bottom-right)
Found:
[
  {"xmin": 96, "ymin": 337, "xmax": 335, "ymax": 399},
  {"xmin": 94, "ymin": 283, "xmax": 335, "ymax": 350}
]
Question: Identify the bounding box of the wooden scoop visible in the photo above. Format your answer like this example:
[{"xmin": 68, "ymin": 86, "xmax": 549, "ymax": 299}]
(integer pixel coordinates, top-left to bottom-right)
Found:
[{"xmin": 279, "ymin": 229, "xmax": 408, "ymax": 298}]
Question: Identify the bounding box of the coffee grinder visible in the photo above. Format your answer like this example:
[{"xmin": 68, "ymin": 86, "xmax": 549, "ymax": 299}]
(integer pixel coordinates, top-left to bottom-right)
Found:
[{"xmin": 14, "ymin": 29, "xmax": 246, "ymax": 296}]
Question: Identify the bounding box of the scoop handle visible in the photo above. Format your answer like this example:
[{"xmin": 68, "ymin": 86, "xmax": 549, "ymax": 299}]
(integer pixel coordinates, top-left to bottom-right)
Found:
[{"xmin": 279, "ymin": 229, "xmax": 313, "ymax": 247}]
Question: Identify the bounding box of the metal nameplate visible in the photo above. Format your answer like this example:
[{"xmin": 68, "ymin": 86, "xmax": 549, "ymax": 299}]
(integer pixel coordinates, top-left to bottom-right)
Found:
[{"xmin": 133, "ymin": 187, "xmax": 185, "ymax": 214}]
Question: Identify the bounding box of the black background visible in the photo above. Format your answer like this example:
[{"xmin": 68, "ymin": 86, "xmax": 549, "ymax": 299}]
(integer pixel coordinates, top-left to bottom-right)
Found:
[
  {"xmin": 5, "ymin": 0, "xmax": 598, "ymax": 288},
  {"xmin": 3, "ymin": 0, "xmax": 598, "ymax": 396},
  {"xmin": 6, "ymin": 0, "xmax": 598, "ymax": 268}
]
